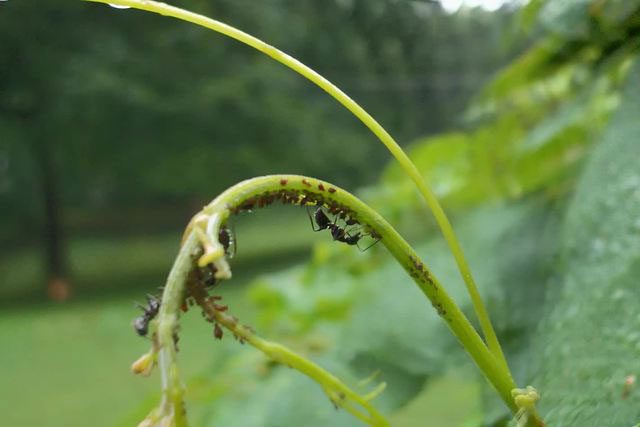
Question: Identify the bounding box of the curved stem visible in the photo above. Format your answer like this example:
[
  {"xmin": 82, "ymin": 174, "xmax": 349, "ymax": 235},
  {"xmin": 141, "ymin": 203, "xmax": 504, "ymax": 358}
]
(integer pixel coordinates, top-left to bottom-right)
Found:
[
  {"xmin": 151, "ymin": 228, "xmax": 390, "ymax": 427},
  {"xmin": 188, "ymin": 175, "xmax": 521, "ymax": 414},
  {"xmin": 157, "ymin": 233, "xmax": 198, "ymax": 427},
  {"xmin": 186, "ymin": 270, "xmax": 389, "ymax": 426},
  {"xmin": 86, "ymin": 0, "xmax": 509, "ymax": 375}
]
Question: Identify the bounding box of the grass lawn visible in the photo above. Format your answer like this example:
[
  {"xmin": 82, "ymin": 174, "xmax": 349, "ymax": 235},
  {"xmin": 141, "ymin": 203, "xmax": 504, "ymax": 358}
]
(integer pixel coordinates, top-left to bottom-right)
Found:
[{"xmin": 0, "ymin": 281, "xmax": 263, "ymax": 427}]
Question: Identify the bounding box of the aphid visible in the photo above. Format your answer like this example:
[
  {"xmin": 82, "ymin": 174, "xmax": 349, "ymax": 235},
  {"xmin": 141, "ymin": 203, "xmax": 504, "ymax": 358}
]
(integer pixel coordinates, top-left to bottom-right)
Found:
[
  {"xmin": 194, "ymin": 262, "xmax": 218, "ymax": 288},
  {"xmin": 213, "ymin": 323, "xmax": 223, "ymax": 340},
  {"xmin": 133, "ymin": 294, "xmax": 161, "ymax": 337}
]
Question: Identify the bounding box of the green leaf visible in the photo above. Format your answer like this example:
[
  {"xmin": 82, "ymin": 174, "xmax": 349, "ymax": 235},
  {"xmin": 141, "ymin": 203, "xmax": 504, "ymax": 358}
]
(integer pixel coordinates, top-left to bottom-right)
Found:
[
  {"xmin": 539, "ymin": 0, "xmax": 592, "ymax": 38},
  {"xmin": 530, "ymin": 59, "xmax": 640, "ymax": 425}
]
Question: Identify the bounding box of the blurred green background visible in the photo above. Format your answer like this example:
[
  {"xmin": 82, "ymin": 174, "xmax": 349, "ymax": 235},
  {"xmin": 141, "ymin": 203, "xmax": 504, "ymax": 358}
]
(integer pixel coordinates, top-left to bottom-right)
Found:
[{"xmin": 2, "ymin": 0, "xmax": 640, "ymax": 426}]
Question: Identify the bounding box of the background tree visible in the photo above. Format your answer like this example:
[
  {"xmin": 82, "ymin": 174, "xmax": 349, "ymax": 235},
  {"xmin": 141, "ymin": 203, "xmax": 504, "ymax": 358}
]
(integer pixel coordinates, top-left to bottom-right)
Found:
[{"xmin": 0, "ymin": 0, "xmax": 519, "ymax": 300}]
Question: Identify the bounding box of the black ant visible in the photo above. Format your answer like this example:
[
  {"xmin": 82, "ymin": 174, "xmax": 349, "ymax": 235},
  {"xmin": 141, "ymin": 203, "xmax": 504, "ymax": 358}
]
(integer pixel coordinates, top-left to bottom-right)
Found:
[
  {"xmin": 133, "ymin": 294, "xmax": 161, "ymax": 337},
  {"xmin": 309, "ymin": 207, "xmax": 361, "ymax": 246},
  {"xmin": 308, "ymin": 207, "xmax": 375, "ymax": 248},
  {"xmin": 218, "ymin": 226, "xmax": 235, "ymax": 258},
  {"xmin": 194, "ymin": 227, "xmax": 234, "ymax": 289}
]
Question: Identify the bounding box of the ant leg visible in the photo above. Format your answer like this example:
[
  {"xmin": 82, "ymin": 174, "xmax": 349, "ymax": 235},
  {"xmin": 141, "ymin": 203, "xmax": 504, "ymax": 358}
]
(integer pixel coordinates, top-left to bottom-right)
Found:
[
  {"xmin": 357, "ymin": 234, "xmax": 381, "ymax": 252},
  {"xmin": 306, "ymin": 206, "xmax": 320, "ymax": 231},
  {"xmin": 306, "ymin": 206, "xmax": 330, "ymax": 231}
]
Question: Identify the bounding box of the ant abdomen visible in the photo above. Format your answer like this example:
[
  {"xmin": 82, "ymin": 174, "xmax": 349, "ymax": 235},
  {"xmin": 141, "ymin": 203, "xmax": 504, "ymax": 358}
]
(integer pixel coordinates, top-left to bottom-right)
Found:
[{"xmin": 133, "ymin": 295, "xmax": 161, "ymax": 337}]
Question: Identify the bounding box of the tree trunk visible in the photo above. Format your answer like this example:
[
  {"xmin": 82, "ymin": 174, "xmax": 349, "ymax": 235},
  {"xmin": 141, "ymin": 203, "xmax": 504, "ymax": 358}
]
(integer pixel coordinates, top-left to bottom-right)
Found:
[{"xmin": 31, "ymin": 131, "xmax": 71, "ymax": 301}]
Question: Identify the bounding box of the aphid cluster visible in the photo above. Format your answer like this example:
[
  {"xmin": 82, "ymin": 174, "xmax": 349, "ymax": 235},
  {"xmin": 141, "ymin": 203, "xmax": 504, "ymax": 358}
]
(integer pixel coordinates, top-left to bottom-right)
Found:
[
  {"xmin": 227, "ymin": 178, "xmax": 381, "ymax": 250},
  {"xmin": 229, "ymin": 180, "xmax": 344, "ymax": 215},
  {"xmin": 133, "ymin": 294, "xmax": 160, "ymax": 337},
  {"xmin": 408, "ymin": 255, "xmax": 435, "ymax": 287}
]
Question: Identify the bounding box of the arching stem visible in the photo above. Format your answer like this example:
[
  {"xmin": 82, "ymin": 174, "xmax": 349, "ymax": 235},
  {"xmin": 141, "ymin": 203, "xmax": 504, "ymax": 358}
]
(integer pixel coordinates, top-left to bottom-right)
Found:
[
  {"xmin": 87, "ymin": 0, "xmax": 509, "ymax": 376},
  {"xmin": 187, "ymin": 175, "xmax": 527, "ymax": 416}
]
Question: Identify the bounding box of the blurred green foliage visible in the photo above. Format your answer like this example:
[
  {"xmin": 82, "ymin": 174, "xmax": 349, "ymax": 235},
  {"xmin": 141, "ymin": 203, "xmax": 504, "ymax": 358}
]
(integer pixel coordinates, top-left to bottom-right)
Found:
[
  {"xmin": 0, "ymin": 0, "xmax": 516, "ymax": 254},
  {"xmin": 529, "ymin": 61, "xmax": 640, "ymax": 426}
]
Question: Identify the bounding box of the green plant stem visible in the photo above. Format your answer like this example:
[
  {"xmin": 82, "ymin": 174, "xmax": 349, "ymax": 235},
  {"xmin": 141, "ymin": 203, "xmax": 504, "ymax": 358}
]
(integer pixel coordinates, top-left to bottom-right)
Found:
[
  {"xmin": 86, "ymin": 0, "xmax": 509, "ymax": 375},
  {"xmin": 189, "ymin": 175, "xmax": 523, "ymax": 416},
  {"xmin": 186, "ymin": 274, "xmax": 389, "ymax": 427},
  {"xmin": 154, "ymin": 232, "xmax": 390, "ymax": 427},
  {"xmin": 153, "ymin": 233, "xmax": 196, "ymax": 427}
]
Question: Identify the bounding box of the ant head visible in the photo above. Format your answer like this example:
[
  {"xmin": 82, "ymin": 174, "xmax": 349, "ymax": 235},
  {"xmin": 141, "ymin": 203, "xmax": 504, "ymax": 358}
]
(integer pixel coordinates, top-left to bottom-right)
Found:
[
  {"xmin": 314, "ymin": 208, "xmax": 331, "ymax": 228},
  {"xmin": 218, "ymin": 226, "xmax": 236, "ymax": 258},
  {"xmin": 145, "ymin": 295, "xmax": 160, "ymax": 314},
  {"xmin": 330, "ymin": 225, "xmax": 345, "ymax": 240}
]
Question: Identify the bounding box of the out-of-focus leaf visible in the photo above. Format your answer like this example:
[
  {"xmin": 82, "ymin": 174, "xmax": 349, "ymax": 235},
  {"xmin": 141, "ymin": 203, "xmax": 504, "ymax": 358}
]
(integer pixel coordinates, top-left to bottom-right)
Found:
[
  {"xmin": 539, "ymin": 0, "xmax": 593, "ymax": 39},
  {"xmin": 539, "ymin": 0, "xmax": 640, "ymax": 39},
  {"xmin": 469, "ymin": 40, "xmax": 566, "ymax": 113},
  {"xmin": 202, "ymin": 362, "xmax": 359, "ymax": 427},
  {"xmin": 373, "ymin": 112, "xmax": 594, "ymax": 224},
  {"xmin": 529, "ymin": 60, "xmax": 640, "ymax": 425},
  {"xmin": 391, "ymin": 373, "xmax": 483, "ymax": 427}
]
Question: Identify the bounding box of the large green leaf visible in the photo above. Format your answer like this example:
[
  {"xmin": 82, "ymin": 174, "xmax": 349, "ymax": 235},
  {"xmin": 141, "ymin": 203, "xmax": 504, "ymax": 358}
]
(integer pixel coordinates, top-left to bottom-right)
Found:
[{"xmin": 530, "ymin": 60, "xmax": 640, "ymax": 425}]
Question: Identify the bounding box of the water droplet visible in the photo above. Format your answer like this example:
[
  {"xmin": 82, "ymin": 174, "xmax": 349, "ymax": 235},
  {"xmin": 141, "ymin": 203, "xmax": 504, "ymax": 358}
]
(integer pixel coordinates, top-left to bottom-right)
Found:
[{"xmin": 108, "ymin": 3, "xmax": 131, "ymax": 9}]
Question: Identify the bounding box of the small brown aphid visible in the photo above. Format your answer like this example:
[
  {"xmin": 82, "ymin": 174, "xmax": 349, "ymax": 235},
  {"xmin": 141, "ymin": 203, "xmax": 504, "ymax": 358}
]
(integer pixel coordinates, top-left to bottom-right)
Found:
[
  {"xmin": 214, "ymin": 323, "xmax": 223, "ymax": 340},
  {"xmin": 318, "ymin": 183, "xmax": 325, "ymax": 191},
  {"xmin": 280, "ymin": 178, "xmax": 288, "ymax": 186},
  {"xmin": 328, "ymin": 187, "xmax": 336, "ymax": 193},
  {"xmin": 213, "ymin": 303, "xmax": 228, "ymax": 312},
  {"xmin": 173, "ymin": 332, "xmax": 180, "ymax": 351},
  {"xmin": 433, "ymin": 303, "xmax": 446, "ymax": 317},
  {"xmin": 302, "ymin": 179, "xmax": 311, "ymax": 187}
]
